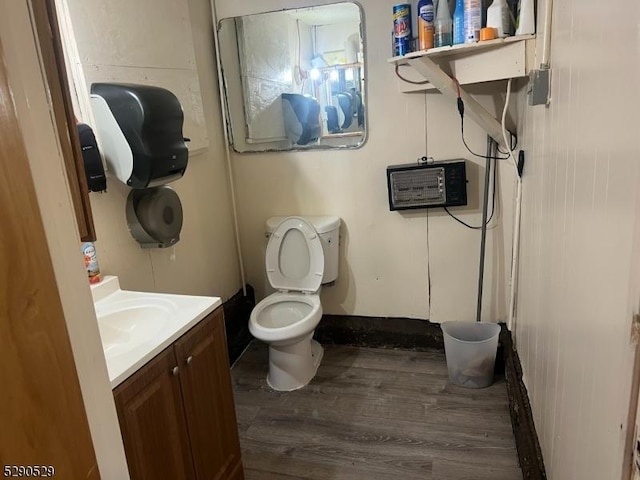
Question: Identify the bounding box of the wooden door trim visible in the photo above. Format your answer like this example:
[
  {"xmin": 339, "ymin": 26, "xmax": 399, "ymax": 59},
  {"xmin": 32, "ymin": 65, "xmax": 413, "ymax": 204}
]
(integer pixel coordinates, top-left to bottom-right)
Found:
[
  {"xmin": 0, "ymin": 37, "xmax": 99, "ymax": 479},
  {"xmin": 29, "ymin": 0, "xmax": 96, "ymax": 241}
]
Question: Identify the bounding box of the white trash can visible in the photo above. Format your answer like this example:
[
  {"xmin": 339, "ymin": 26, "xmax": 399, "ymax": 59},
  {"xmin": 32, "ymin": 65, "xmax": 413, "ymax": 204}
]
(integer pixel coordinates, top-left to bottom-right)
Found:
[{"xmin": 441, "ymin": 321, "xmax": 501, "ymax": 389}]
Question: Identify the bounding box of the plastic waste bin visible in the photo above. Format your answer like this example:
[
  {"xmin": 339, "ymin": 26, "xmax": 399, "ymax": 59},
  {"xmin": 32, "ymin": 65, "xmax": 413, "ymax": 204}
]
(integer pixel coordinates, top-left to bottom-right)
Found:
[{"xmin": 441, "ymin": 321, "xmax": 501, "ymax": 388}]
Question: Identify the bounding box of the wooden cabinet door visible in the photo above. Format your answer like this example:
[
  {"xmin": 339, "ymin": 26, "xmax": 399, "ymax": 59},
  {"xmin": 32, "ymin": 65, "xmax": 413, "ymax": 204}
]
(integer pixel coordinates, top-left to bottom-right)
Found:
[
  {"xmin": 113, "ymin": 347, "xmax": 195, "ymax": 480},
  {"xmin": 175, "ymin": 309, "xmax": 244, "ymax": 480}
]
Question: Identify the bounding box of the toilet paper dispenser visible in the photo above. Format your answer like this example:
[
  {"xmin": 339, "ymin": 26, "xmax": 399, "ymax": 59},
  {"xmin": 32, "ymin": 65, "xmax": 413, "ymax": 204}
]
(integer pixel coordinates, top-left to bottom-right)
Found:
[
  {"xmin": 126, "ymin": 186, "xmax": 183, "ymax": 249},
  {"xmin": 90, "ymin": 83, "xmax": 189, "ymax": 189}
]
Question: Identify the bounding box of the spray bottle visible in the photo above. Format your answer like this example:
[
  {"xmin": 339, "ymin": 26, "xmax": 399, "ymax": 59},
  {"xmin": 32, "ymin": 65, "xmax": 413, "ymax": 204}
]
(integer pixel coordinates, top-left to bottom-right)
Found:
[
  {"xmin": 486, "ymin": 0, "xmax": 512, "ymax": 37},
  {"xmin": 452, "ymin": 0, "xmax": 465, "ymax": 44},
  {"xmin": 515, "ymin": 0, "xmax": 534, "ymax": 35},
  {"xmin": 81, "ymin": 242, "xmax": 101, "ymax": 284},
  {"xmin": 464, "ymin": 0, "xmax": 482, "ymax": 43},
  {"xmin": 417, "ymin": 0, "xmax": 435, "ymax": 50}
]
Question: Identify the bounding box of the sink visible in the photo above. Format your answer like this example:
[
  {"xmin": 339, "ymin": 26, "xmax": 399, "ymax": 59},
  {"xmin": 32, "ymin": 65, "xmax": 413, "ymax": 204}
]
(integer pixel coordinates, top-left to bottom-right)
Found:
[
  {"xmin": 95, "ymin": 298, "xmax": 176, "ymax": 357},
  {"xmin": 91, "ymin": 276, "xmax": 221, "ymax": 388}
]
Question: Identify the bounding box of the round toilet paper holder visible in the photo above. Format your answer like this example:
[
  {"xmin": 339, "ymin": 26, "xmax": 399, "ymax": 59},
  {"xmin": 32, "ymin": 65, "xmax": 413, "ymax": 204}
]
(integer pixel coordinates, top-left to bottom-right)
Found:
[{"xmin": 125, "ymin": 186, "xmax": 183, "ymax": 248}]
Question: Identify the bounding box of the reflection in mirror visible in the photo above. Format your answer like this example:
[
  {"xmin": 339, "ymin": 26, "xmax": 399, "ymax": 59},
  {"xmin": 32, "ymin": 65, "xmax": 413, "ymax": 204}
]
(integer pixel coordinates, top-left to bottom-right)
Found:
[{"xmin": 217, "ymin": 2, "xmax": 365, "ymax": 152}]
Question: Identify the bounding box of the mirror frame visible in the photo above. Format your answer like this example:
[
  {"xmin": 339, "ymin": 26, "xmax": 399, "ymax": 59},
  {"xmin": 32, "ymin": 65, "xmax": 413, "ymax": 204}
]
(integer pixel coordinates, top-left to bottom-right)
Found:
[{"xmin": 215, "ymin": 1, "xmax": 368, "ymax": 153}]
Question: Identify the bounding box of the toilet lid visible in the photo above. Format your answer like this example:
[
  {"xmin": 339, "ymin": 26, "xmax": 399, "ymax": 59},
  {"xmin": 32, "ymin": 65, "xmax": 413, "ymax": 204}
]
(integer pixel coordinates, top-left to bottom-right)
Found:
[{"xmin": 265, "ymin": 217, "xmax": 324, "ymax": 293}]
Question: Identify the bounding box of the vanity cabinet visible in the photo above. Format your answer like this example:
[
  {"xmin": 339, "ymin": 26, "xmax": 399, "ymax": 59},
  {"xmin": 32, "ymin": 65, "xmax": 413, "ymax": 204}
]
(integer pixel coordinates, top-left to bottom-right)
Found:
[{"xmin": 113, "ymin": 308, "xmax": 243, "ymax": 480}]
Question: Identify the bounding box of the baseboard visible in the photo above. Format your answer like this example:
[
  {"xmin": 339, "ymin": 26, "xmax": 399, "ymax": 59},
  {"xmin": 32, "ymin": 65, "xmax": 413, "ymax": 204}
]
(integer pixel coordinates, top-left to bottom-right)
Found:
[
  {"xmin": 500, "ymin": 328, "xmax": 548, "ymax": 480},
  {"xmin": 315, "ymin": 314, "xmax": 445, "ymax": 351},
  {"xmin": 222, "ymin": 285, "xmax": 255, "ymax": 364},
  {"xmin": 317, "ymin": 314, "xmax": 546, "ymax": 478}
]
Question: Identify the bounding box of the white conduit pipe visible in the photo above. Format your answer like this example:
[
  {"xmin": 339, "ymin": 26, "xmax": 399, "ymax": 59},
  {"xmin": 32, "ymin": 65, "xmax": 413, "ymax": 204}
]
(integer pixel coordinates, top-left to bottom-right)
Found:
[
  {"xmin": 541, "ymin": 0, "xmax": 554, "ymax": 68},
  {"xmin": 501, "ymin": 79, "xmax": 523, "ymax": 338},
  {"xmin": 211, "ymin": 1, "xmax": 247, "ymax": 296}
]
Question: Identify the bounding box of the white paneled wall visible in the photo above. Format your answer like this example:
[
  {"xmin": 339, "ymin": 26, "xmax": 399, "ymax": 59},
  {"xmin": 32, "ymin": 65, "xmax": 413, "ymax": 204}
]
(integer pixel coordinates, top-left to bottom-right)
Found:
[{"xmin": 516, "ymin": 0, "xmax": 640, "ymax": 478}]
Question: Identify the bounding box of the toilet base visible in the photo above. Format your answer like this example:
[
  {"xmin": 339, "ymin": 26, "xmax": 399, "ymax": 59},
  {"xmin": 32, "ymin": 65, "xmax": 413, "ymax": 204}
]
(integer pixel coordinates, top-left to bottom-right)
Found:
[{"xmin": 266, "ymin": 335, "xmax": 324, "ymax": 391}]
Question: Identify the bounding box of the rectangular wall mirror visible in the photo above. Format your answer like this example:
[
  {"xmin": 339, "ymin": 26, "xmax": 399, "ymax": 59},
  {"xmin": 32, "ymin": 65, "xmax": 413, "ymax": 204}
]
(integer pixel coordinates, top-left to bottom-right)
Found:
[{"xmin": 217, "ymin": 2, "xmax": 366, "ymax": 153}]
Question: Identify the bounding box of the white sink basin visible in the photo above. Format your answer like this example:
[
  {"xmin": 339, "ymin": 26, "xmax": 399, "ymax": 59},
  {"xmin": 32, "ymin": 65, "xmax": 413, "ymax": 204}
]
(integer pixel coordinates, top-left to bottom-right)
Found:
[
  {"xmin": 96, "ymin": 298, "xmax": 175, "ymax": 356},
  {"xmin": 91, "ymin": 276, "xmax": 221, "ymax": 388}
]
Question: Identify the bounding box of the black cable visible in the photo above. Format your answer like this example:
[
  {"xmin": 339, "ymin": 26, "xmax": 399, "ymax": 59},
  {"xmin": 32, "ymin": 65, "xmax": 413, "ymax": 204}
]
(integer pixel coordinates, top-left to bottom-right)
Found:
[
  {"xmin": 456, "ymin": 94, "xmax": 512, "ymax": 161},
  {"xmin": 444, "ymin": 151, "xmax": 497, "ymax": 229},
  {"xmin": 461, "ymin": 116, "xmax": 510, "ymax": 160}
]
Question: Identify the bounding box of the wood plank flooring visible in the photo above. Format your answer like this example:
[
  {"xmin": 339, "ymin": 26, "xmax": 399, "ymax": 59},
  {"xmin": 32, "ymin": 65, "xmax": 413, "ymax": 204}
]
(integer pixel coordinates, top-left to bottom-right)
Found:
[{"xmin": 232, "ymin": 342, "xmax": 522, "ymax": 480}]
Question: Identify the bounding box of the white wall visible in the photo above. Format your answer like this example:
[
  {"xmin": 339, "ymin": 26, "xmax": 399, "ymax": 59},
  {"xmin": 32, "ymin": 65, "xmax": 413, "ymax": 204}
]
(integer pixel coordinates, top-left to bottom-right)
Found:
[
  {"xmin": 63, "ymin": 0, "xmax": 242, "ymax": 299},
  {"xmin": 315, "ymin": 21, "xmax": 360, "ymax": 56},
  {"xmin": 62, "ymin": 0, "xmax": 209, "ymax": 152},
  {"xmin": 215, "ymin": 0, "xmax": 518, "ymax": 322},
  {"xmin": 515, "ymin": 0, "xmax": 640, "ymax": 478}
]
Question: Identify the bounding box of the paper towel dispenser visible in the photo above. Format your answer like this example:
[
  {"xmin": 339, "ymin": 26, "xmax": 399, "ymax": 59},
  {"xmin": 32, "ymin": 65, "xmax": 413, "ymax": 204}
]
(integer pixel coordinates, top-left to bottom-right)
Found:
[{"xmin": 90, "ymin": 83, "xmax": 188, "ymax": 189}]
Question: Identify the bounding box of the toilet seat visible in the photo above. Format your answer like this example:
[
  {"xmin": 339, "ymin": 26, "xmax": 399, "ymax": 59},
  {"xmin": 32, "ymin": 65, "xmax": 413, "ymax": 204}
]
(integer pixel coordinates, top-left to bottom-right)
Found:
[
  {"xmin": 265, "ymin": 217, "xmax": 324, "ymax": 293},
  {"xmin": 249, "ymin": 291, "xmax": 322, "ymax": 343}
]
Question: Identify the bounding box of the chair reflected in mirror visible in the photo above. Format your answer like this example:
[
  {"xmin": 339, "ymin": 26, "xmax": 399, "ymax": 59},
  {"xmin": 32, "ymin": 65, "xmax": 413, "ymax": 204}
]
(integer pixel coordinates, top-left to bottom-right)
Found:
[
  {"xmin": 282, "ymin": 93, "xmax": 321, "ymax": 146},
  {"xmin": 329, "ymin": 89, "xmax": 364, "ymax": 133},
  {"xmin": 325, "ymin": 106, "xmax": 341, "ymax": 134}
]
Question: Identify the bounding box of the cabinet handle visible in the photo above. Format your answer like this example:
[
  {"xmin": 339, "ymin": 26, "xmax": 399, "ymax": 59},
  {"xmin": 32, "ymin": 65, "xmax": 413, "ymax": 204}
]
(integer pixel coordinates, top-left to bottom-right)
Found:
[
  {"xmin": 171, "ymin": 366, "xmax": 180, "ymax": 376},
  {"xmin": 186, "ymin": 356, "xmax": 193, "ymax": 366}
]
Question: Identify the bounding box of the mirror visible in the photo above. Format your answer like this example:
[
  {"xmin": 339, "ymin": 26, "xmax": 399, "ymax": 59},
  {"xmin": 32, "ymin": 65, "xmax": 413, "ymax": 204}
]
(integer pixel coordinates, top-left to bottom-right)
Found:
[{"xmin": 217, "ymin": 2, "xmax": 366, "ymax": 152}]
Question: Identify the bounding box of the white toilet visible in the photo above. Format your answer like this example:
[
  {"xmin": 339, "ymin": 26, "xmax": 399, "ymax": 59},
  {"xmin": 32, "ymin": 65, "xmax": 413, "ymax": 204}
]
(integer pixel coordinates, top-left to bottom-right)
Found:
[{"xmin": 249, "ymin": 215, "xmax": 341, "ymax": 391}]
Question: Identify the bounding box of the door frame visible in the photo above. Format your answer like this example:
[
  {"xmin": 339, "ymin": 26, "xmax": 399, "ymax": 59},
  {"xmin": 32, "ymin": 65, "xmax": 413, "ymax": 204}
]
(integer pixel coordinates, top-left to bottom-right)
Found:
[{"xmin": 0, "ymin": 0, "xmax": 130, "ymax": 477}]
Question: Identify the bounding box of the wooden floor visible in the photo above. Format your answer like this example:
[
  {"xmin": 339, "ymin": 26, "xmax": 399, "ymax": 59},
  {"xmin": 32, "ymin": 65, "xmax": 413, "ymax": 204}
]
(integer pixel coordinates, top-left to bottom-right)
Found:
[{"xmin": 232, "ymin": 342, "xmax": 522, "ymax": 480}]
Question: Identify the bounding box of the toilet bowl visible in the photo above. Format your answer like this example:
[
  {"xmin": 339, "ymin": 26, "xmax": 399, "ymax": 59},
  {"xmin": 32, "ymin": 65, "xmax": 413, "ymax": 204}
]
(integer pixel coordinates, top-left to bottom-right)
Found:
[
  {"xmin": 249, "ymin": 292, "xmax": 323, "ymax": 390},
  {"xmin": 249, "ymin": 216, "xmax": 340, "ymax": 391}
]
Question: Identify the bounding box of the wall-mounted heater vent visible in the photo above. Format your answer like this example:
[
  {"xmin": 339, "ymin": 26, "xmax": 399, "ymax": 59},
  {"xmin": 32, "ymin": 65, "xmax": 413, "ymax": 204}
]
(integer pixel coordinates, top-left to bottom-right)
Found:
[{"xmin": 387, "ymin": 160, "xmax": 467, "ymax": 211}]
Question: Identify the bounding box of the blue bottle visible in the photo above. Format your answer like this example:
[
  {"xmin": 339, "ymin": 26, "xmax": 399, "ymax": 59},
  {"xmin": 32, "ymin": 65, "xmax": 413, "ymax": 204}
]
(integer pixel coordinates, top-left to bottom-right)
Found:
[{"xmin": 453, "ymin": 0, "xmax": 465, "ymax": 45}]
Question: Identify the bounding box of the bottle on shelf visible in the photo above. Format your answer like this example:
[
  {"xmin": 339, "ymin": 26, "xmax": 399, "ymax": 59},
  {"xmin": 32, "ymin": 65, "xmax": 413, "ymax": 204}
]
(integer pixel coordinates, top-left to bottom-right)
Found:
[
  {"xmin": 453, "ymin": 0, "xmax": 465, "ymax": 44},
  {"xmin": 417, "ymin": 0, "xmax": 435, "ymax": 50},
  {"xmin": 463, "ymin": 0, "xmax": 482, "ymax": 43},
  {"xmin": 515, "ymin": 0, "xmax": 535, "ymax": 35},
  {"xmin": 486, "ymin": 0, "xmax": 512, "ymax": 37},
  {"xmin": 393, "ymin": 3, "xmax": 413, "ymax": 56},
  {"xmin": 434, "ymin": 0, "xmax": 453, "ymax": 47}
]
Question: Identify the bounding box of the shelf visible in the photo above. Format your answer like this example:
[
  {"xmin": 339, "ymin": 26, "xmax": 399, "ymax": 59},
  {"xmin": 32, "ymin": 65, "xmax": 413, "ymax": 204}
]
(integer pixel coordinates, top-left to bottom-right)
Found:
[
  {"xmin": 387, "ymin": 35, "xmax": 536, "ymax": 148},
  {"xmin": 388, "ymin": 34, "xmax": 536, "ymax": 93}
]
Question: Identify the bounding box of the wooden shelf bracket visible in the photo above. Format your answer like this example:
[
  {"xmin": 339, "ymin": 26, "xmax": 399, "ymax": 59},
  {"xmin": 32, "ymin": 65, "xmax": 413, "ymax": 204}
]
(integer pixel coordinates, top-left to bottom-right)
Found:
[{"xmin": 406, "ymin": 54, "xmax": 510, "ymax": 149}]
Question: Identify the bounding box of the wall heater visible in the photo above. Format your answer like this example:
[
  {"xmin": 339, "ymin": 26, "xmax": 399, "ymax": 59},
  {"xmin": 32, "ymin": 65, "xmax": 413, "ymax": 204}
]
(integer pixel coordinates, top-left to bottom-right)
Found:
[{"xmin": 386, "ymin": 160, "xmax": 467, "ymax": 211}]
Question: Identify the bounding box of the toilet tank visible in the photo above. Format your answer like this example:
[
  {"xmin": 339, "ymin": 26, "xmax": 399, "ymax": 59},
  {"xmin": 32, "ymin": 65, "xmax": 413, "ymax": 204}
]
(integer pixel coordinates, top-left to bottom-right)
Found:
[{"xmin": 266, "ymin": 216, "xmax": 341, "ymax": 284}]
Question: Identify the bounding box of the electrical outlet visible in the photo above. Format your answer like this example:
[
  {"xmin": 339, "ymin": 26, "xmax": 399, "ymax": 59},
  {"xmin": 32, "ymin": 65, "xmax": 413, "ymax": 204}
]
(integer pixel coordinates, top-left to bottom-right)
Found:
[{"xmin": 527, "ymin": 68, "xmax": 551, "ymax": 106}]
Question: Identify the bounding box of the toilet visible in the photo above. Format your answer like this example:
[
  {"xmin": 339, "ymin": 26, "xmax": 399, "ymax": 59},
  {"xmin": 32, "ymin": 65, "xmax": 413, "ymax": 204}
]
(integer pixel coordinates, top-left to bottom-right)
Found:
[{"xmin": 249, "ymin": 215, "xmax": 341, "ymax": 391}]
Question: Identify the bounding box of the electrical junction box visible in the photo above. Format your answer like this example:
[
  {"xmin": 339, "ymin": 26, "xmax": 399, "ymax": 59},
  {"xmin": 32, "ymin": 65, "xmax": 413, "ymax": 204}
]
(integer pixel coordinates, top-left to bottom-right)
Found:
[{"xmin": 386, "ymin": 160, "xmax": 467, "ymax": 211}]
